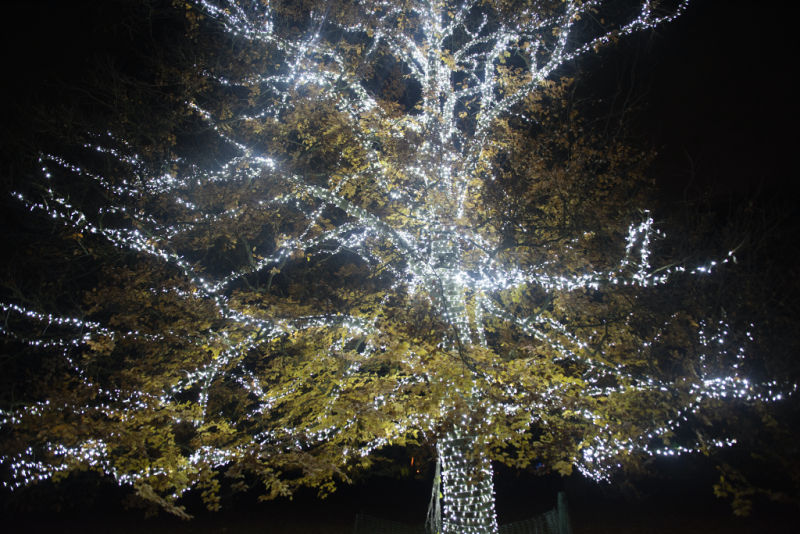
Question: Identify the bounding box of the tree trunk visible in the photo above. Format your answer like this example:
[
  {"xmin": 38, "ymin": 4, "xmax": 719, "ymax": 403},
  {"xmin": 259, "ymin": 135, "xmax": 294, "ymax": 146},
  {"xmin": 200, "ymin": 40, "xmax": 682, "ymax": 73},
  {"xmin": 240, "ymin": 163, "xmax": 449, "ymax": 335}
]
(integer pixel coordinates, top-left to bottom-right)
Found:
[{"xmin": 435, "ymin": 429, "xmax": 499, "ymax": 534}]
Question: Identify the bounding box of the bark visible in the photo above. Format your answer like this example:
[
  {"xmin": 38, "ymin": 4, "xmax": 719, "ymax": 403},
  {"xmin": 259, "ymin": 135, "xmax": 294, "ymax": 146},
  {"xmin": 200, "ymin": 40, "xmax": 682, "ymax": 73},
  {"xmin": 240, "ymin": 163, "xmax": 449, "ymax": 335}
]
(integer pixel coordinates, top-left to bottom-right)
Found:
[{"xmin": 436, "ymin": 428, "xmax": 499, "ymax": 534}]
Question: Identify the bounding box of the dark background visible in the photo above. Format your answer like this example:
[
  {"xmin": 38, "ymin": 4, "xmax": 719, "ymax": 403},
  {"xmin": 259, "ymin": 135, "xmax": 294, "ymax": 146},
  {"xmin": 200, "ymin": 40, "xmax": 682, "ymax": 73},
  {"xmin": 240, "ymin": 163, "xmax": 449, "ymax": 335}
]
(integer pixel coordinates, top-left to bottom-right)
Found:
[
  {"xmin": 617, "ymin": 0, "xmax": 794, "ymax": 201},
  {"xmin": 1, "ymin": 0, "xmax": 797, "ymax": 531}
]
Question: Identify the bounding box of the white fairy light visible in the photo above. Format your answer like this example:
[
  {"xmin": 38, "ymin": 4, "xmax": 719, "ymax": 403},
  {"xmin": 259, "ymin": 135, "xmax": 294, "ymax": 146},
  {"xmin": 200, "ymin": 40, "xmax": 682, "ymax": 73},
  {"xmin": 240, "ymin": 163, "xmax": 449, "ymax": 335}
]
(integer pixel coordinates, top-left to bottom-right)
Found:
[{"xmin": 1, "ymin": 1, "xmax": 791, "ymax": 531}]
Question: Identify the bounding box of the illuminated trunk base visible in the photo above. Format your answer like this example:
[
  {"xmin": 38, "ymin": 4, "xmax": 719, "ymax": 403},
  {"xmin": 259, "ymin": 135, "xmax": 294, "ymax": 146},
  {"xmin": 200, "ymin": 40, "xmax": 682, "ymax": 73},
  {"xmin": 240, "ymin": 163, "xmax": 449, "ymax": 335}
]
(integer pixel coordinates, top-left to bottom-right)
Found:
[{"xmin": 438, "ymin": 431, "xmax": 499, "ymax": 534}]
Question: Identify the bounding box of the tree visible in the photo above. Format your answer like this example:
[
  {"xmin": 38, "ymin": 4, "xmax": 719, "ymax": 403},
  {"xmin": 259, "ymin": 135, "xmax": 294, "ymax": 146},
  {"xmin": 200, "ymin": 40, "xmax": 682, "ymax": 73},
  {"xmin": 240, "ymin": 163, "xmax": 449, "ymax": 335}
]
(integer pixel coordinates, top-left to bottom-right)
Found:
[{"xmin": 0, "ymin": 1, "xmax": 791, "ymax": 532}]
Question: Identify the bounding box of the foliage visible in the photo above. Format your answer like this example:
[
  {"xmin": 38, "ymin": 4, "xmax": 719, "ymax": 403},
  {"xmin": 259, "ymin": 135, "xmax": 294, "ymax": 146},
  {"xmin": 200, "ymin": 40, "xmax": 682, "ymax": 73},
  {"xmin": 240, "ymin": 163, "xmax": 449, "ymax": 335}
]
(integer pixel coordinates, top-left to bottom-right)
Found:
[{"xmin": 0, "ymin": 0, "xmax": 791, "ymax": 527}]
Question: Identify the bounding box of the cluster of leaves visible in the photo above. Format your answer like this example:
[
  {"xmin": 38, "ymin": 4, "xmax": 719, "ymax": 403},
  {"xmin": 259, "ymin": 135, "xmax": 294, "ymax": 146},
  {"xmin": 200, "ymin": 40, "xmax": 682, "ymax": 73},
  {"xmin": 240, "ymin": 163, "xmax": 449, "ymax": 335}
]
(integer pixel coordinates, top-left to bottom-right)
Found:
[{"xmin": 1, "ymin": 0, "xmax": 794, "ymax": 520}]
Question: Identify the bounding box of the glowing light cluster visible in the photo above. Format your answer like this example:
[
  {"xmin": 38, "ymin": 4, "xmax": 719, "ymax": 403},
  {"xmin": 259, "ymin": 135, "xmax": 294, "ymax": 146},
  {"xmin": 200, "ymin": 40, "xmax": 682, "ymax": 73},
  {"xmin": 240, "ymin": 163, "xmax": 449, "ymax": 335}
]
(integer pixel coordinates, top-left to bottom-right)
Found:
[
  {"xmin": 438, "ymin": 428, "xmax": 499, "ymax": 533},
  {"xmin": 1, "ymin": 1, "xmax": 792, "ymax": 530}
]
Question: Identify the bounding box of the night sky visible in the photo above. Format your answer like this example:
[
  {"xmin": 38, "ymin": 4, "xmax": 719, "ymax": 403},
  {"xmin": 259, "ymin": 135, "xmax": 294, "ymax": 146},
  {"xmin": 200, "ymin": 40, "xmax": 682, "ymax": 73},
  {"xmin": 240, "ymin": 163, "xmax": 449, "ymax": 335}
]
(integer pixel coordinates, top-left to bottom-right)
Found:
[
  {"xmin": 641, "ymin": 0, "xmax": 794, "ymax": 200},
  {"xmin": 1, "ymin": 1, "xmax": 797, "ymax": 532}
]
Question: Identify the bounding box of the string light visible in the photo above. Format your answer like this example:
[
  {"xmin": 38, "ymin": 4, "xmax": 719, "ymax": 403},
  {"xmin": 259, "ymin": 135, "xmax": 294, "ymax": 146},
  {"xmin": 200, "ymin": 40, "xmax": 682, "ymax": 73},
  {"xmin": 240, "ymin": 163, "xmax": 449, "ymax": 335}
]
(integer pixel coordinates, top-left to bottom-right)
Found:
[{"xmin": 1, "ymin": 1, "xmax": 791, "ymax": 531}]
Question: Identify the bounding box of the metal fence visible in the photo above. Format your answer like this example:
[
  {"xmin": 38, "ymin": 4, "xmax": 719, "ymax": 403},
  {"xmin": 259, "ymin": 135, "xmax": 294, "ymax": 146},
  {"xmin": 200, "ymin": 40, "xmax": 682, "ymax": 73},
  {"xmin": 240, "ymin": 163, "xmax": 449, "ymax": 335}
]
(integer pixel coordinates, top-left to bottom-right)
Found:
[
  {"xmin": 354, "ymin": 492, "xmax": 571, "ymax": 534},
  {"xmin": 353, "ymin": 514, "xmax": 427, "ymax": 534}
]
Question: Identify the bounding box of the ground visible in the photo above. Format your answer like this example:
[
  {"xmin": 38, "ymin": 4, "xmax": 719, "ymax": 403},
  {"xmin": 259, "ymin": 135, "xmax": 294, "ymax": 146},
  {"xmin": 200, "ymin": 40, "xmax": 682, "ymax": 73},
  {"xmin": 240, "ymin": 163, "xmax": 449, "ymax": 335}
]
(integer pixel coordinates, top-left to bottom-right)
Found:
[{"xmin": 5, "ymin": 464, "xmax": 795, "ymax": 533}]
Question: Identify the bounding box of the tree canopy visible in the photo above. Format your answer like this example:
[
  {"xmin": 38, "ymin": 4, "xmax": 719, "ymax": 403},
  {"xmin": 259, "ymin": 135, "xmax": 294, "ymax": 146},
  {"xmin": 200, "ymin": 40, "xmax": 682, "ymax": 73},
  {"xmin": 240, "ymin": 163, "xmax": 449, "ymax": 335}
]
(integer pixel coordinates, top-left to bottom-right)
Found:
[{"xmin": 0, "ymin": 0, "xmax": 794, "ymax": 530}]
